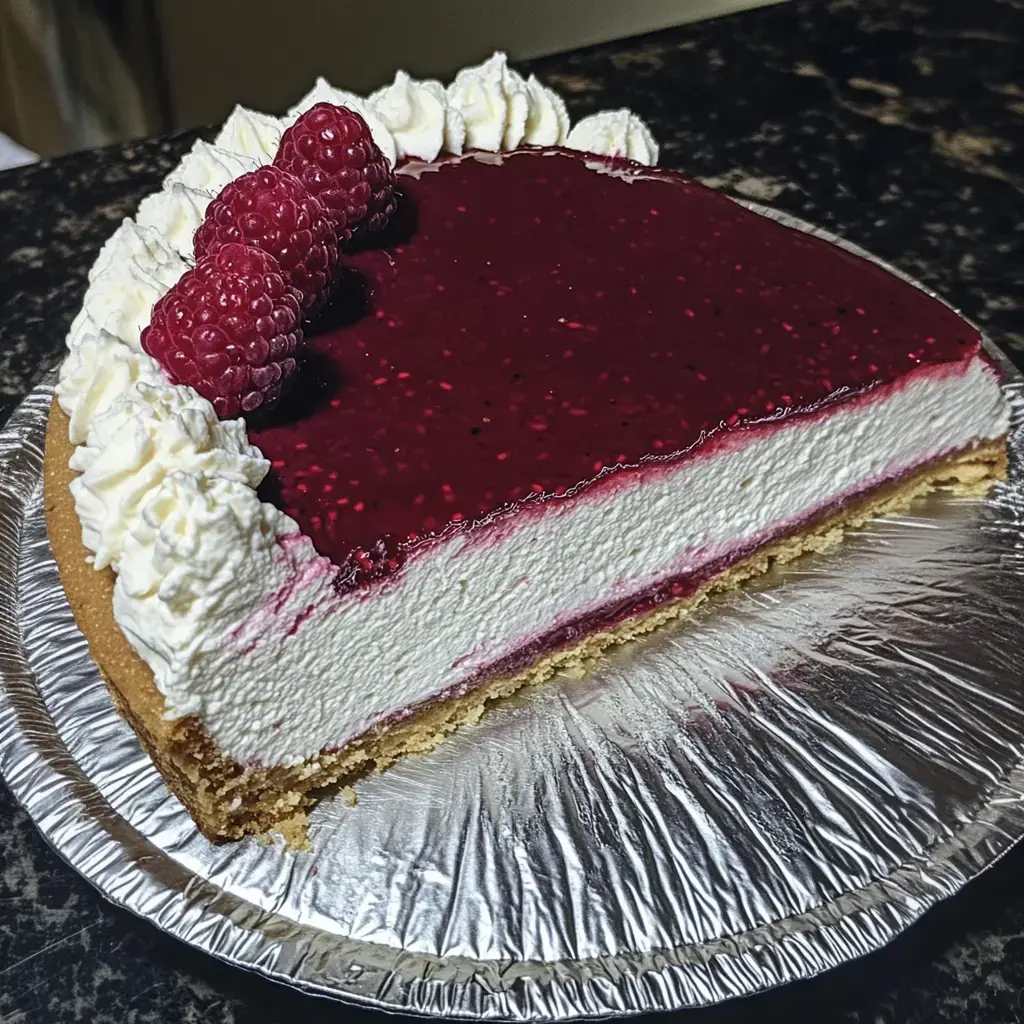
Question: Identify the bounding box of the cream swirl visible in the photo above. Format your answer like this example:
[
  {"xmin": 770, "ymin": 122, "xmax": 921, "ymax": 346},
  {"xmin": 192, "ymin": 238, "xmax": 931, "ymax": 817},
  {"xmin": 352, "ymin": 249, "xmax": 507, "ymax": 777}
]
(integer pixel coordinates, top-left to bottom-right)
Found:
[
  {"xmin": 566, "ymin": 109, "xmax": 659, "ymax": 166},
  {"xmin": 135, "ymin": 183, "xmax": 214, "ymax": 257},
  {"xmin": 112, "ymin": 472, "xmax": 313, "ymax": 720},
  {"xmin": 522, "ymin": 74, "xmax": 570, "ymax": 146},
  {"xmin": 56, "ymin": 331, "xmax": 165, "ymax": 445},
  {"xmin": 90, "ymin": 219, "xmax": 183, "ymax": 283},
  {"xmin": 213, "ymin": 105, "xmax": 284, "ymax": 163},
  {"xmin": 369, "ymin": 71, "xmax": 465, "ymax": 162},
  {"xmin": 67, "ymin": 245, "xmax": 187, "ymax": 350},
  {"xmin": 69, "ymin": 383, "xmax": 268, "ymax": 571},
  {"xmin": 163, "ymin": 140, "xmax": 259, "ymax": 193},
  {"xmin": 446, "ymin": 52, "xmax": 529, "ymax": 152}
]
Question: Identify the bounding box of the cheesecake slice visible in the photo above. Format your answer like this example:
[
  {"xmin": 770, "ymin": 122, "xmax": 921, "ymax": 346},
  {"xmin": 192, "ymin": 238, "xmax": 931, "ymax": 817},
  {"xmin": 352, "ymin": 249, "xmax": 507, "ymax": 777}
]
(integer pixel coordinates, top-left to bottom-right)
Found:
[{"xmin": 46, "ymin": 137, "xmax": 1009, "ymax": 842}]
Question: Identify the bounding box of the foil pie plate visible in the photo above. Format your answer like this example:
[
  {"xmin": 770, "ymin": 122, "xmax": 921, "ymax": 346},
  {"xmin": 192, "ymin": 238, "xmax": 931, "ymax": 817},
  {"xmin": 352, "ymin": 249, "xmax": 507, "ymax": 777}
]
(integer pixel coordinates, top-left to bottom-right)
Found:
[{"xmin": 2, "ymin": 208, "xmax": 1024, "ymax": 1021}]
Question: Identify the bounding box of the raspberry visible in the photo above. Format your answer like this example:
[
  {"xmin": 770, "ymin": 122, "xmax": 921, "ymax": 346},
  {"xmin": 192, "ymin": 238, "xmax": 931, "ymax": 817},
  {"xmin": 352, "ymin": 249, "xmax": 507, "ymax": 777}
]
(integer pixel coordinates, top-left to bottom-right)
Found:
[
  {"xmin": 194, "ymin": 166, "xmax": 338, "ymax": 313},
  {"xmin": 274, "ymin": 103, "xmax": 397, "ymax": 241},
  {"xmin": 141, "ymin": 243, "xmax": 303, "ymax": 420}
]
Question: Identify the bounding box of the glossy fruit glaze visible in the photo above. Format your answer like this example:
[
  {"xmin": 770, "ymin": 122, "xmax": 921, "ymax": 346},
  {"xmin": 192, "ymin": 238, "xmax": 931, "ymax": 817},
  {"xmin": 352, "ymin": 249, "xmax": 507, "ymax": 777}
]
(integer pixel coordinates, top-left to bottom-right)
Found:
[{"xmin": 248, "ymin": 147, "xmax": 980, "ymax": 583}]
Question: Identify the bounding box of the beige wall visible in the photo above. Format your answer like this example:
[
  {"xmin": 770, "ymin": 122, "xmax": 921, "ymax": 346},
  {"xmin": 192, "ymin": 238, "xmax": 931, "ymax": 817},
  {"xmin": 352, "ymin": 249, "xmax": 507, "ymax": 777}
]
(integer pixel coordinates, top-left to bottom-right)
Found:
[
  {"xmin": 1, "ymin": 0, "xmax": 166, "ymax": 155},
  {"xmin": 158, "ymin": 0, "xmax": 782, "ymax": 131},
  {"xmin": 0, "ymin": 1, "xmax": 64, "ymax": 155}
]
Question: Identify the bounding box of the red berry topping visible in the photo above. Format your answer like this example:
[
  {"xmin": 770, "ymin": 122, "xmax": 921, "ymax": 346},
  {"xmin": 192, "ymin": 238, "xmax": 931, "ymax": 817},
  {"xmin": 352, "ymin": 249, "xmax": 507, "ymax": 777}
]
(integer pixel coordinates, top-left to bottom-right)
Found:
[
  {"xmin": 194, "ymin": 166, "xmax": 338, "ymax": 313},
  {"xmin": 337, "ymin": 534, "xmax": 406, "ymax": 589},
  {"xmin": 141, "ymin": 243, "xmax": 303, "ymax": 420},
  {"xmin": 274, "ymin": 103, "xmax": 397, "ymax": 240}
]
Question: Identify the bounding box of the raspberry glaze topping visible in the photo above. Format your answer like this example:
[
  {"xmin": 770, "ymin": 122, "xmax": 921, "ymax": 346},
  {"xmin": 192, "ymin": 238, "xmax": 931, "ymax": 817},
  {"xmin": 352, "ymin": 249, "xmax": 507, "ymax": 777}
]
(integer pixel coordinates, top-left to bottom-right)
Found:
[{"xmin": 248, "ymin": 147, "xmax": 980, "ymax": 580}]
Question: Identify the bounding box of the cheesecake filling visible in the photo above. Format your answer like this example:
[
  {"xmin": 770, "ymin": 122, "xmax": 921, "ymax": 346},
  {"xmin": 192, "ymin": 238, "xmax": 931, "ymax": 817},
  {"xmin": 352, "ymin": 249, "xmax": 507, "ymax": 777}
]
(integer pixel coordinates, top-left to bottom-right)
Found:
[
  {"xmin": 246, "ymin": 148, "xmax": 994, "ymax": 585},
  {"xmin": 114, "ymin": 355, "xmax": 1006, "ymax": 767}
]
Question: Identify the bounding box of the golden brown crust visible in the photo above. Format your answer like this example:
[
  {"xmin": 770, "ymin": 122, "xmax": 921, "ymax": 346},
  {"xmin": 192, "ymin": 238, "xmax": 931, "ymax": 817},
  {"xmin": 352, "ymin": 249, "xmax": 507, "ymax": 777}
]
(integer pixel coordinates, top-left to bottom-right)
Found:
[{"xmin": 44, "ymin": 398, "xmax": 1008, "ymax": 842}]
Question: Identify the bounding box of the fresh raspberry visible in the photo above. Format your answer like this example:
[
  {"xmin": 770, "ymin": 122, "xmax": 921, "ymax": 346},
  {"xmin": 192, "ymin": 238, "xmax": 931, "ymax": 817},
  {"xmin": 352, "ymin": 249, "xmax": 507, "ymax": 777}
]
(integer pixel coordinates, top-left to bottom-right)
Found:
[
  {"xmin": 193, "ymin": 166, "xmax": 338, "ymax": 313},
  {"xmin": 274, "ymin": 103, "xmax": 397, "ymax": 241},
  {"xmin": 141, "ymin": 243, "xmax": 303, "ymax": 419}
]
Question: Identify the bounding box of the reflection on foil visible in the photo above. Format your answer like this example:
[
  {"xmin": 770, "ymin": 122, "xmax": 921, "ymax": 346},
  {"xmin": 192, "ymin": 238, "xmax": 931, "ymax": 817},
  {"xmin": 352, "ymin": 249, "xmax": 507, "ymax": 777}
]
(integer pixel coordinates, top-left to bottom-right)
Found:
[{"xmin": 3, "ymin": 208, "xmax": 1024, "ymax": 1019}]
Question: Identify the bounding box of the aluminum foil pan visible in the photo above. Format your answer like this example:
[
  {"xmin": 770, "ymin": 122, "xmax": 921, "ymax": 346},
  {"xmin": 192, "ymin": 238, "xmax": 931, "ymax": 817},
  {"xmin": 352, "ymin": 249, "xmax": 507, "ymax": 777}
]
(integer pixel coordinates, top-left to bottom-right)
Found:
[{"xmin": 3, "ymin": 209, "xmax": 1024, "ymax": 1021}]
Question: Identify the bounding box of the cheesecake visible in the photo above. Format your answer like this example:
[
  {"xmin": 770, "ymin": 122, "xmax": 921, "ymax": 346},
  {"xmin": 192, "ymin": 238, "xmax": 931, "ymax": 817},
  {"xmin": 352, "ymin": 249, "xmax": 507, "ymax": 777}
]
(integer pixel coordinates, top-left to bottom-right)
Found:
[{"xmin": 44, "ymin": 55, "xmax": 1010, "ymax": 842}]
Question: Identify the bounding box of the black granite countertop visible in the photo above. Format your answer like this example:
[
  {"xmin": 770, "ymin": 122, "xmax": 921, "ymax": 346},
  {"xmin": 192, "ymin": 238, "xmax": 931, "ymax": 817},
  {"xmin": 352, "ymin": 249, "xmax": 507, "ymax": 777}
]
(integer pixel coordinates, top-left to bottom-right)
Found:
[{"xmin": 2, "ymin": 0, "xmax": 1023, "ymax": 1020}]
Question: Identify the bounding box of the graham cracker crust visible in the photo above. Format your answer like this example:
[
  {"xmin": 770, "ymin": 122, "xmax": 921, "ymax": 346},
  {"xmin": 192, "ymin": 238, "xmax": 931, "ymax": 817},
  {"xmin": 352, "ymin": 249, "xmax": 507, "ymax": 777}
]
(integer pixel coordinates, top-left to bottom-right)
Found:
[{"xmin": 43, "ymin": 399, "xmax": 1008, "ymax": 843}]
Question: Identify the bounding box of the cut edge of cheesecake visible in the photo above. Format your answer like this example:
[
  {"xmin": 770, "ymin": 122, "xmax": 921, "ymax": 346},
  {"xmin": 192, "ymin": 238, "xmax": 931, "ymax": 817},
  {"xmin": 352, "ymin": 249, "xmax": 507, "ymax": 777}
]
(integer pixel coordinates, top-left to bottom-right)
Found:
[{"xmin": 43, "ymin": 399, "xmax": 1008, "ymax": 843}]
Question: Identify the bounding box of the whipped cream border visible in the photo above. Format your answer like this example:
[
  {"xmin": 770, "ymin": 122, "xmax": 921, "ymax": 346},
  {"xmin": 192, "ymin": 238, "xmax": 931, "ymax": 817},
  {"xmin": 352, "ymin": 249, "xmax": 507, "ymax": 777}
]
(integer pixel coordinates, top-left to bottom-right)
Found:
[{"xmin": 56, "ymin": 56, "xmax": 662, "ymax": 765}]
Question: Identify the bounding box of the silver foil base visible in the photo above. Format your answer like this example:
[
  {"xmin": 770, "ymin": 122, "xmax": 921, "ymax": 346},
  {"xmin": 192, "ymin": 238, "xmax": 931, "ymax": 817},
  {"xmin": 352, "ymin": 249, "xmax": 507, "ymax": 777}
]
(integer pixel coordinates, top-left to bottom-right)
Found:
[{"xmin": 2, "ymin": 211, "xmax": 1024, "ymax": 1020}]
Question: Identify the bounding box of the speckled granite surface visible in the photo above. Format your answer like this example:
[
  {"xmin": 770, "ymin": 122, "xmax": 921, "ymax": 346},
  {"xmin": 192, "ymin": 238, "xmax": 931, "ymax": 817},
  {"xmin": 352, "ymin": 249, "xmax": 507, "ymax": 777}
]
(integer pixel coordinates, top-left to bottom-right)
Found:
[{"xmin": 1, "ymin": 0, "xmax": 1022, "ymax": 1020}]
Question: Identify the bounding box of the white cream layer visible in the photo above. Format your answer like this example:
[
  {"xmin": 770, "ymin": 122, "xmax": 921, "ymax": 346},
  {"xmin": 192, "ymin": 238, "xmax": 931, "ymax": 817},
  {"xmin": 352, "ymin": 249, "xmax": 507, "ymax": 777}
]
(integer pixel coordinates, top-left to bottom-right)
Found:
[{"xmin": 116, "ymin": 358, "xmax": 1007, "ymax": 766}]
